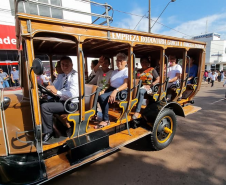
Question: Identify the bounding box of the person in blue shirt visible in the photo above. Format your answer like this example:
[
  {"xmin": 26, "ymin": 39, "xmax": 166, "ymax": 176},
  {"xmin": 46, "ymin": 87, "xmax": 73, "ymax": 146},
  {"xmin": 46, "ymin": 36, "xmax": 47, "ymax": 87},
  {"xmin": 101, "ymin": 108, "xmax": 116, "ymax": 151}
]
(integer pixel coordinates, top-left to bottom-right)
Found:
[
  {"xmin": 0, "ymin": 68, "xmax": 10, "ymax": 88},
  {"xmin": 186, "ymin": 57, "xmax": 198, "ymax": 84},
  {"xmin": 0, "ymin": 76, "xmax": 3, "ymax": 89}
]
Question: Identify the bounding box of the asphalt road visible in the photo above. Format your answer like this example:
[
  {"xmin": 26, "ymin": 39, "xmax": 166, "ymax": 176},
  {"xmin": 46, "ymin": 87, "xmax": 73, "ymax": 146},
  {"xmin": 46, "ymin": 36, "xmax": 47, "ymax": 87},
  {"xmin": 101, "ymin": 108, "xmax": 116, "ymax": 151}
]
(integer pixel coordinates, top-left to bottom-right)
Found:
[{"xmin": 45, "ymin": 80, "xmax": 226, "ymax": 185}]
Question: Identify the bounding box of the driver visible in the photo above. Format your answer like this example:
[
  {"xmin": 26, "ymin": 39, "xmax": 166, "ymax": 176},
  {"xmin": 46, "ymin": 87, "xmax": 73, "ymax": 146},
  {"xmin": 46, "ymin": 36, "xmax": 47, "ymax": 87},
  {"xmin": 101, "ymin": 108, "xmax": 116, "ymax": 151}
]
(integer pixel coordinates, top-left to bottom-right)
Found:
[{"xmin": 41, "ymin": 56, "xmax": 79, "ymax": 143}]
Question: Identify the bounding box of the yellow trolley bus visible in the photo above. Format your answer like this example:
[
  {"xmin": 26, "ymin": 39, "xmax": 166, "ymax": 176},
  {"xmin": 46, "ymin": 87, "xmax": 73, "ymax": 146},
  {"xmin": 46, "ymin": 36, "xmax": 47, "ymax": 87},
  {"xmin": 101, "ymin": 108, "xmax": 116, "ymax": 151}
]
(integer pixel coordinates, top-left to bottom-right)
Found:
[{"xmin": 0, "ymin": 1, "xmax": 205, "ymax": 184}]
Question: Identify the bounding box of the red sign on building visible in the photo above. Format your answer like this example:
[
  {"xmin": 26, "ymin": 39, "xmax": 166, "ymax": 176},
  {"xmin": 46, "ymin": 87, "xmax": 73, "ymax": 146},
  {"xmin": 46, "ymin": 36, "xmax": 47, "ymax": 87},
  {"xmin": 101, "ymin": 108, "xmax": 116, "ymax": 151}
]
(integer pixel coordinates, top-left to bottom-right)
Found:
[{"xmin": 0, "ymin": 25, "xmax": 17, "ymax": 50}]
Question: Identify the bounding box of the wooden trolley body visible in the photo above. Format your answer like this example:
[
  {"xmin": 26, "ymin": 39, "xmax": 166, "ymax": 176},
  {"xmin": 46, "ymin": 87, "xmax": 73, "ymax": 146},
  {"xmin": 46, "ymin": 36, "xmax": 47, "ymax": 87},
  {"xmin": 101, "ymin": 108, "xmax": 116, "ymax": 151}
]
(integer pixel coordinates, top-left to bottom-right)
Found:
[{"xmin": 0, "ymin": 6, "xmax": 206, "ymax": 185}]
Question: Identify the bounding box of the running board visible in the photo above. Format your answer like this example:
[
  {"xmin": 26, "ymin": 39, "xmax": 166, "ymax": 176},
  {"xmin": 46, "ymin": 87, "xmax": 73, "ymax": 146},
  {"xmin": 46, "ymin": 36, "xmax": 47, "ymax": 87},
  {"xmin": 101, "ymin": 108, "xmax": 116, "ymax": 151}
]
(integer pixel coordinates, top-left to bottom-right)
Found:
[
  {"xmin": 183, "ymin": 105, "xmax": 202, "ymax": 116},
  {"xmin": 66, "ymin": 130, "xmax": 109, "ymax": 165},
  {"xmin": 44, "ymin": 127, "xmax": 151, "ymax": 179}
]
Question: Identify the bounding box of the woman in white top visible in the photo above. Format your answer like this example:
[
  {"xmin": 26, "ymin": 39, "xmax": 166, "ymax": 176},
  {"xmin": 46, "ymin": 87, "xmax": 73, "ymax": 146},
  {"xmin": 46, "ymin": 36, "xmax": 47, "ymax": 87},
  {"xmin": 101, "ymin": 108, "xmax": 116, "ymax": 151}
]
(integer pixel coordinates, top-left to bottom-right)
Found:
[
  {"xmin": 88, "ymin": 56, "xmax": 113, "ymax": 88},
  {"xmin": 209, "ymin": 71, "xmax": 217, "ymax": 87},
  {"xmin": 166, "ymin": 55, "xmax": 182, "ymax": 100},
  {"xmin": 95, "ymin": 53, "xmax": 128, "ymax": 129},
  {"xmin": 167, "ymin": 55, "xmax": 182, "ymax": 87}
]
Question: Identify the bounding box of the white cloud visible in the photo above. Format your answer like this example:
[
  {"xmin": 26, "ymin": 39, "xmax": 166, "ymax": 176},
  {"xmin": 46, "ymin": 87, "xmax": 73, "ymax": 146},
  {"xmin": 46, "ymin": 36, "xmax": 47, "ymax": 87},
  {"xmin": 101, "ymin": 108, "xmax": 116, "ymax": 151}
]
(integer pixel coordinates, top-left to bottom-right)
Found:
[
  {"xmin": 160, "ymin": 13, "xmax": 226, "ymax": 39},
  {"xmin": 166, "ymin": 15, "xmax": 180, "ymax": 25},
  {"xmin": 114, "ymin": 9, "xmax": 226, "ymax": 40},
  {"xmin": 114, "ymin": 8, "xmax": 162, "ymax": 33}
]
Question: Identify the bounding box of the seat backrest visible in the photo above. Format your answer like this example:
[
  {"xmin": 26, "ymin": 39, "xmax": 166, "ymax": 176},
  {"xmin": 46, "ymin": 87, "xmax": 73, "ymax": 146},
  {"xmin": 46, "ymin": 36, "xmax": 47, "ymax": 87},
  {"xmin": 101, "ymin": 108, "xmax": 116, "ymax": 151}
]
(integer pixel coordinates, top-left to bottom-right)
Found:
[{"xmin": 85, "ymin": 84, "xmax": 98, "ymax": 111}]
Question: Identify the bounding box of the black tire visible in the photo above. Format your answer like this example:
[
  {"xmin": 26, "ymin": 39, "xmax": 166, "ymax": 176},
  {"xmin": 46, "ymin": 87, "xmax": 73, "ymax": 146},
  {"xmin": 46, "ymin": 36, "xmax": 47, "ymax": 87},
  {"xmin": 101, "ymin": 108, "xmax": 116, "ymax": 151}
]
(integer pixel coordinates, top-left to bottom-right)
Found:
[{"xmin": 150, "ymin": 108, "xmax": 177, "ymax": 150}]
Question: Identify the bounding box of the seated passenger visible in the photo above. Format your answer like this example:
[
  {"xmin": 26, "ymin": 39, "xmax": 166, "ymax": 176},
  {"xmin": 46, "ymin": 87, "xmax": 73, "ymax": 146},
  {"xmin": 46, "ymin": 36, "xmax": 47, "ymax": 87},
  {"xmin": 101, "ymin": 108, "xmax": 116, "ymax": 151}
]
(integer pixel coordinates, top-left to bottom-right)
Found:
[
  {"xmin": 52, "ymin": 68, "xmax": 57, "ymax": 82},
  {"xmin": 88, "ymin": 56, "xmax": 113, "ymax": 88},
  {"xmin": 186, "ymin": 56, "xmax": 198, "ymax": 84},
  {"xmin": 155, "ymin": 59, "xmax": 167, "ymax": 75},
  {"xmin": 94, "ymin": 53, "xmax": 128, "ymax": 129},
  {"xmin": 86, "ymin": 59, "xmax": 98, "ymax": 83},
  {"xmin": 167, "ymin": 55, "xmax": 182, "ymax": 88},
  {"xmin": 167, "ymin": 55, "xmax": 182, "ymax": 100},
  {"xmin": 40, "ymin": 70, "xmax": 51, "ymax": 87},
  {"xmin": 53, "ymin": 60, "xmax": 64, "ymax": 90},
  {"xmin": 41, "ymin": 56, "xmax": 79, "ymax": 143},
  {"xmin": 133, "ymin": 57, "xmax": 160, "ymax": 119}
]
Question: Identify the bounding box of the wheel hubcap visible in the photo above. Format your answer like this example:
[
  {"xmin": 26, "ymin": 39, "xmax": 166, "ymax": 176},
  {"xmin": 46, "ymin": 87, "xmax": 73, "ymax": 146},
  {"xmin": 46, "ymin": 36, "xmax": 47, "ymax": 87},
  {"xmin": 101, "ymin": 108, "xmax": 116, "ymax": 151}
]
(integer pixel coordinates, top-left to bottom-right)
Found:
[{"xmin": 156, "ymin": 116, "xmax": 173, "ymax": 143}]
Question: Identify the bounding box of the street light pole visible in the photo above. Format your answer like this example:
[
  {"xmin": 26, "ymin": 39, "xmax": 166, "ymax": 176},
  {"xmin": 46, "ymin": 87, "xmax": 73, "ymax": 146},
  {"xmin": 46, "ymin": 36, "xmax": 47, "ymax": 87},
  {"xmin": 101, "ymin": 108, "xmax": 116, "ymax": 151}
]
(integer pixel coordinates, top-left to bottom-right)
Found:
[
  {"xmin": 151, "ymin": 0, "xmax": 176, "ymax": 30},
  {"xmin": 148, "ymin": 0, "xmax": 151, "ymax": 33}
]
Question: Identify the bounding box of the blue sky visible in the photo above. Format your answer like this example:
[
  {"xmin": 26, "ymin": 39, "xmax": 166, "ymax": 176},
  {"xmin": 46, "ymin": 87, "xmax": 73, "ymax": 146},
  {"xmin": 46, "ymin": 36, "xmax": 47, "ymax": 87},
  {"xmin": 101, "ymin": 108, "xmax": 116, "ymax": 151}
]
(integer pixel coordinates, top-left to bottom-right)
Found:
[{"xmin": 91, "ymin": 0, "xmax": 226, "ymax": 39}]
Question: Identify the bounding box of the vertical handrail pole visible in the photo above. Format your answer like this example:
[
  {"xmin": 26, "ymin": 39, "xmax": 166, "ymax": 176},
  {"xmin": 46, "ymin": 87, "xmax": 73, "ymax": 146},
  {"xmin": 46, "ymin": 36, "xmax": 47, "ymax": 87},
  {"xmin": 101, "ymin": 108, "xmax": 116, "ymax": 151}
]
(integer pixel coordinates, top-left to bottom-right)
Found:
[
  {"xmin": 77, "ymin": 43, "xmax": 86, "ymax": 122},
  {"xmin": 48, "ymin": 54, "xmax": 54, "ymax": 82},
  {"xmin": 131, "ymin": 52, "xmax": 136, "ymax": 89},
  {"xmin": 164, "ymin": 54, "xmax": 169, "ymax": 96},
  {"xmin": 185, "ymin": 55, "xmax": 191, "ymax": 86},
  {"xmin": 111, "ymin": 57, "xmax": 114, "ymax": 70},
  {"xmin": 84, "ymin": 56, "xmax": 88, "ymax": 80},
  {"xmin": 105, "ymin": 3, "xmax": 109, "ymax": 26},
  {"xmin": 179, "ymin": 50, "xmax": 188, "ymax": 97},
  {"xmin": 164, "ymin": 54, "xmax": 168, "ymax": 79}
]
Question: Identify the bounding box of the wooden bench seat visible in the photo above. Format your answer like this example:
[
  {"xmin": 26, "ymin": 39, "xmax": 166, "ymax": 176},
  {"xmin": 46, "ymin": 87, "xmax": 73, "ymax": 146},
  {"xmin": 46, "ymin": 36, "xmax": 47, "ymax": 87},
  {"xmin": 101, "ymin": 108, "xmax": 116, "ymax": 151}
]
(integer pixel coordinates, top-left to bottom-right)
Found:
[{"xmin": 55, "ymin": 84, "xmax": 99, "ymax": 128}]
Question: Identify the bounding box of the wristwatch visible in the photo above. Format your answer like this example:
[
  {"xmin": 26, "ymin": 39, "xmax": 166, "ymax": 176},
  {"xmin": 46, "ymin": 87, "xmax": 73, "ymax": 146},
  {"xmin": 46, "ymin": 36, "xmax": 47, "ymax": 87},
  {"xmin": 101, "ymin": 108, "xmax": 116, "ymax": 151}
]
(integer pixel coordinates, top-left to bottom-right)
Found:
[{"xmin": 116, "ymin": 88, "xmax": 119, "ymax": 91}]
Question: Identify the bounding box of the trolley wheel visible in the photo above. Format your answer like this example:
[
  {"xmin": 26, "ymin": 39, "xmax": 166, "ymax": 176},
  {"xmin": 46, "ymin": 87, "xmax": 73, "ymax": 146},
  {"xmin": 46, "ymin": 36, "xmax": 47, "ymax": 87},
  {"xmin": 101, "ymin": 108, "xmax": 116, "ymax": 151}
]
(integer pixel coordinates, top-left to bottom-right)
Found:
[{"xmin": 150, "ymin": 108, "xmax": 177, "ymax": 150}]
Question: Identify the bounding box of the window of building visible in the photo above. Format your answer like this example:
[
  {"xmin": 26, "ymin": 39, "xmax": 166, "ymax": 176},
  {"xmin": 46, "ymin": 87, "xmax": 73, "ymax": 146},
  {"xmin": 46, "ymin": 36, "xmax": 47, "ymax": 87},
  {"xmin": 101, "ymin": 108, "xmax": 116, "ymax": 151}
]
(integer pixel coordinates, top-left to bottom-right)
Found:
[
  {"xmin": 223, "ymin": 64, "xmax": 226, "ymax": 71},
  {"xmin": 9, "ymin": 0, "xmax": 25, "ymax": 15},
  {"xmin": 39, "ymin": 0, "xmax": 51, "ymax": 17},
  {"xmin": 216, "ymin": 64, "xmax": 220, "ymax": 71},
  {"xmin": 0, "ymin": 50, "xmax": 18, "ymax": 61},
  {"xmin": 9, "ymin": 0, "xmax": 63, "ymax": 19},
  {"xmin": 211, "ymin": 64, "xmax": 216, "ymax": 71},
  {"xmin": 0, "ymin": 50, "xmax": 20, "ymax": 87}
]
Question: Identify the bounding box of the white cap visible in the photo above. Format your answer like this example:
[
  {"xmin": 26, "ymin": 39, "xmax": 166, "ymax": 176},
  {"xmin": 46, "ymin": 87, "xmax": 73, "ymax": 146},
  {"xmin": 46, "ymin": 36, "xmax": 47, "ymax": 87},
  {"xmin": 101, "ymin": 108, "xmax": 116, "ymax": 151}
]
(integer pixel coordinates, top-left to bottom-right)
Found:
[{"xmin": 13, "ymin": 67, "xmax": 16, "ymax": 68}]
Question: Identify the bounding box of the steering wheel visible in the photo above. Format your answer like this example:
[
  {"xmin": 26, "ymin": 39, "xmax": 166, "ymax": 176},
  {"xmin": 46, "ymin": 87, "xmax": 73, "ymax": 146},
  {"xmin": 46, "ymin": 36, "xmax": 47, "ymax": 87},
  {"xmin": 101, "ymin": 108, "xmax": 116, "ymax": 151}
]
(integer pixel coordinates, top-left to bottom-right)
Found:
[{"xmin": 38, "ymin": 84, "xmax": 58, "ymax": 98}]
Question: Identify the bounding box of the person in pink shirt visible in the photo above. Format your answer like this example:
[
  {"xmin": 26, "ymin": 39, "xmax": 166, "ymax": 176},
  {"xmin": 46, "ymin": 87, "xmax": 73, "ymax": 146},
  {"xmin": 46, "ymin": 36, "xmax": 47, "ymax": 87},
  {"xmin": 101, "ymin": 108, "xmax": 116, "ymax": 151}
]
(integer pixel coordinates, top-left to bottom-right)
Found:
[{"xmin": 204, "ymin": 70, "xmax": 208, "ymax": 82}]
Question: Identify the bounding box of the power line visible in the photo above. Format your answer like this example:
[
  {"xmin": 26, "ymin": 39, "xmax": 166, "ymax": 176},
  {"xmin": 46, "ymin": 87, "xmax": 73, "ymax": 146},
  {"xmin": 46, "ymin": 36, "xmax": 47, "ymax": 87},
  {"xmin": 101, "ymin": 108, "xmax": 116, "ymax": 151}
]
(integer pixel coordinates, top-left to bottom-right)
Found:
[
  {"xmin": 0, "ymin": 1, "xmax": 224, "ymax": 40},
  {"xmin": 113, "ymin": 8, "xmax": 193, "ymax": 37},
  {"xmin": 133, "ymin": 11, "xmax": 148, "ymax": 30}
]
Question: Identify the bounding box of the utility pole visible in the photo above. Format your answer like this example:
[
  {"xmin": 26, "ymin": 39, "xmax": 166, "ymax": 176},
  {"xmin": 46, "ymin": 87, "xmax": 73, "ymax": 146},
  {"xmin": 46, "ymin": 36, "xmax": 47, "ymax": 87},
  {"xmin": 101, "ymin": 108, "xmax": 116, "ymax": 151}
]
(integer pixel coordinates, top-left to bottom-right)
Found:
[{"xmin": 148, "ymin": 0, "xmax": 151, "ymax": 33}]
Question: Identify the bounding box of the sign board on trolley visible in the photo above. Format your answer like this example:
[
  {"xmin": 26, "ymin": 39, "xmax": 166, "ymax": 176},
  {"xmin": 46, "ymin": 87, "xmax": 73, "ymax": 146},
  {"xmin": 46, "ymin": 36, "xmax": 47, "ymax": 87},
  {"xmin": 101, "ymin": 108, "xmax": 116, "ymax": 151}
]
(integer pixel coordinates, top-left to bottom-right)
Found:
[
  {"xmin": 111, "ymin": 32, "xmax": 205, "ymax": 49},
  {"xmin": 0, "ymin": 25, "xmax": 17, "ymax": 50}
]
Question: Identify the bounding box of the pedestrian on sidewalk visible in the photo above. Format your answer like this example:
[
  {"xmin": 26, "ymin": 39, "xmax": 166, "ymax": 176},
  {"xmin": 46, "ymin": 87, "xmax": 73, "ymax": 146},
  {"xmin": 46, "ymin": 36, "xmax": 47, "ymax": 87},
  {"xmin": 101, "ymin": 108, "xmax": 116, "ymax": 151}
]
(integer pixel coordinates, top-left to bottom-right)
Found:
[
  {"xmin": 210, "ymin": 71, "xmax": 217, "ymax": 87},
  {"xmin": 11, "ymin": 67, "xmax": 20, "ymax": 86},
  {"xmin": 0, "ymin": 68, "xmax": 10, "ymax": 88},
  {"xmin": 204, "ymin": 70, "xmax": 208, "ymax": 82},
  {"xmin": 217, "ymin": 71, "xmax": 221, "ymax": 82},
  {"xmin": 223, "ymin": 79, "xmax": 226, "ymax": 99},
  {"xmin": 208, "ymin": 70, "xmax": 211, "ymax": 84},
  {"xmin": 221, "ymin": 71, "xmax": 225, "ymax": 81}
]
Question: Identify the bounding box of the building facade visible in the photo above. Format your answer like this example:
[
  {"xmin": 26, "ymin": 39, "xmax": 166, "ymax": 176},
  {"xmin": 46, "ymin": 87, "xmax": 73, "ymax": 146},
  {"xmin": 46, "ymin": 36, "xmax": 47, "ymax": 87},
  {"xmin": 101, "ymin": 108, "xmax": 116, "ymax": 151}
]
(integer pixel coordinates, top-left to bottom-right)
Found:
[
  {"xmin": 193, "ymin": 33, "xmax": 226, "ymax": 71},
  {"xmin": 0, "ymin": 0, "xmax": 92, "ymax": 85}
]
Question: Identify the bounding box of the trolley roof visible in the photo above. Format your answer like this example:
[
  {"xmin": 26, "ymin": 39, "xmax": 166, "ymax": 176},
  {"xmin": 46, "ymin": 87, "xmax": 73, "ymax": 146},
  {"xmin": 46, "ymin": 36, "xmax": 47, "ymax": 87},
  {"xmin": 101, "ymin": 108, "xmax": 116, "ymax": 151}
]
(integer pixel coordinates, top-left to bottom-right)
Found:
[{"xmin": 16, "ymin": 13, "xmax": 206, "ymax": 58}]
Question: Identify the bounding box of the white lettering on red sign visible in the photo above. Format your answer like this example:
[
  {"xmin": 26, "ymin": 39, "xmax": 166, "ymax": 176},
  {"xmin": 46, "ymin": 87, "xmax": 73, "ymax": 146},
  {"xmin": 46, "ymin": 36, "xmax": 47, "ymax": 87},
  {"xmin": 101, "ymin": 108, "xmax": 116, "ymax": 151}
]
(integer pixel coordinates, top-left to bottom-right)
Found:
[
  {"xmin": 0, "ymin": 36, "xmax": 16, "ymax": 45},
  {"xmin": 0, "ymin": 25, "xmax": 18, "ymax": 50}
]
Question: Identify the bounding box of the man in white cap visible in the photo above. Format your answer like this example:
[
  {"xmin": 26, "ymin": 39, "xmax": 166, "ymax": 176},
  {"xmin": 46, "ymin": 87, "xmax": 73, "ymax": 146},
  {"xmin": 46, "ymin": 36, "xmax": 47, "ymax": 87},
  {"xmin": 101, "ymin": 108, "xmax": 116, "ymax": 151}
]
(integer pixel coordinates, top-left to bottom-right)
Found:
[{"xmin": 11, "ymin": 66, "xmax": 20, "ymax": 86}]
